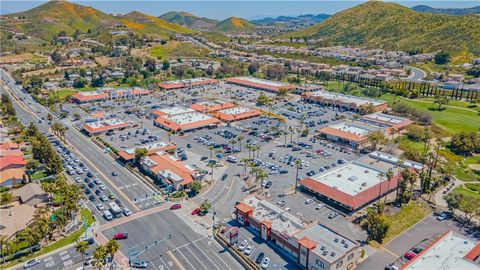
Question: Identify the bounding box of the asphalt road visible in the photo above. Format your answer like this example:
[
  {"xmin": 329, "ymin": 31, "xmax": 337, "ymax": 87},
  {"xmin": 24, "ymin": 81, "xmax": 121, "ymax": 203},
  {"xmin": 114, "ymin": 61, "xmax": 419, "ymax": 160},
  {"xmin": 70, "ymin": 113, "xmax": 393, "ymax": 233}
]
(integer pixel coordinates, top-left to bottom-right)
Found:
[
  {"xmin": 403, "ymin": 66, "xmax": 427, "ymax": 82},
  {"xmin": 101, "ymin": 209, "xmax": 243, "ymax": 270}
]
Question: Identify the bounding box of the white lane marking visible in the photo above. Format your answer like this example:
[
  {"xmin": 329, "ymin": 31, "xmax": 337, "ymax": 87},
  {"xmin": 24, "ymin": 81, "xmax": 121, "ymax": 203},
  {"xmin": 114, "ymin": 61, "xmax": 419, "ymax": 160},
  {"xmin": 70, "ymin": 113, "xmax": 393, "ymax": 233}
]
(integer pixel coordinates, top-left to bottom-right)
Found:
[
  {"xmin": 174, "ymin": 249, "xmax": 196, "ymax": 270},
  {"xmin": 192, "ymin": 241, "xmax": 226, "ymax": 270},
  {"xmin": 183, "ymin": 244, "xmax": 209, "ymax": 270}
]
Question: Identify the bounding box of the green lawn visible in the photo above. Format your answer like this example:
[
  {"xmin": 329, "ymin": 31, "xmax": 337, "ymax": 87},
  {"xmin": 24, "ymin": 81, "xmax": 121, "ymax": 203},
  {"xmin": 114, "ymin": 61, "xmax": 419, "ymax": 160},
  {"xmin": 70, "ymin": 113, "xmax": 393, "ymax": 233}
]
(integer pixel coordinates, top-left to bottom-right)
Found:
[
  {"xmin": 450, "ymin": 186, "xmax": 480, "ymax": 200},
  {"xmin": 3, "ymin": 209, "xmax": 93, "ymax": 268},
  {"xmin": 465, "ymin": 183, "xmax": 480, "ymax": 193},
  {"xmin": 31, "ymin": 170, "xmax": 47, "ymax": 180},
  {"xmin": 383, "ymin": 202, "xmax": 431, "ymax": 243},
  {"xmin": 380, "ymin": 94, "xmax": 480, "ymax": 134},
  {"xmin": 150, "ymin": 45, "xmax": 167, "ymax": 60},
  {"xmin": 415, "ymin": 97, "xmax": 480, "ymax": 112},
  {"xmin": 396, "ymin": 136, "xmax": 425, "ymax": 153}
]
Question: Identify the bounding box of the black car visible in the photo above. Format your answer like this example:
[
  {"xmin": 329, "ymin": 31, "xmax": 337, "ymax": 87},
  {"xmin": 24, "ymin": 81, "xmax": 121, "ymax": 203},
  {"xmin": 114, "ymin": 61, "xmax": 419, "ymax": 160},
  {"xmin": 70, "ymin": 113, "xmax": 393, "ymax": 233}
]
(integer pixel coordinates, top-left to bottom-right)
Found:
[
  {"xmin": 88, "ymin": 195, "xmax": 96, "ymax": 202},
  {"xmin": 80, "ymin": 183, "xmax": 87, "ymax": 189},
  {"xmin": 95, "ymin": 189, "xmax": 102, "ymax": 195},
  {"xmin": 85, "ymin": 238, "xmax": 95, "ymax": 245},
  {"xmin": 255, "ymin": 252, "xmax": 265, "ymax": 264},
  {"xmin": 186, "ymin": 144, "xmax": 192, "ymax": 148},
  {"xmin": 88, "ymin": 182, "xmax": 95, "ymax": 188},
  {"xmin": 264, "ymin": 181, "xmax": 272, "ymax": 188},
  {"xmin": 87, "ymin": 172, "xmax": 94, "ymax": 178},
  {"xmin": 84, "ymin": 177, "xmax": 91, "ymax": 183},
  {"xmin": 221, "ymin": 174, "xmax": 228, "ymax": 181},
  {"xmin": 85, "ymin": 189, "xmax": 91, "ymax": 195}
]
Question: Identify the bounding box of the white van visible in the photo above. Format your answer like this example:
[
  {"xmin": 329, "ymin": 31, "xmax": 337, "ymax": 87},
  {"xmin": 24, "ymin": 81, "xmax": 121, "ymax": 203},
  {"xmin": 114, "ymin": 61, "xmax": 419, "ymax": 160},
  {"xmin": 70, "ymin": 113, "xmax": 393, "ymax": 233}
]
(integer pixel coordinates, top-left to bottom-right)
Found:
[{"xmin": 227, "ymin": 156, "xmax": 238, "ymax": 163}]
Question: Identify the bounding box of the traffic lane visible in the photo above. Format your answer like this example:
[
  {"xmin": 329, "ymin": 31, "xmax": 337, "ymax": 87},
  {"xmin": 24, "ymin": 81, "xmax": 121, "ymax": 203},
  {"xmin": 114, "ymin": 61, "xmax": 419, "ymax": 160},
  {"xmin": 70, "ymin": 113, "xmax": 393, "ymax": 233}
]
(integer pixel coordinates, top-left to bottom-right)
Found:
[
  {"xmin": 101, "ymin": 210, "xmax": 202, "ymax": 259},
  {"xmin": 357, "ymin": 249, "xmax": 396, "ymax": 270},
  {"xmin": 172, "ymin": 237, "xmax": 243, "ymax": 270}
]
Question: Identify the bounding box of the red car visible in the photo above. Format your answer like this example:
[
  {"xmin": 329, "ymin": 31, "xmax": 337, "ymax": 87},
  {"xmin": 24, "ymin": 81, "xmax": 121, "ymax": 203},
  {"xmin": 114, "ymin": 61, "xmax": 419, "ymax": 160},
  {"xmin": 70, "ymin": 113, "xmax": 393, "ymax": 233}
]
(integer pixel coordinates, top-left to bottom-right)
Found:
[
  {"xmin": 113, "ymin": 232, "xmax": 128, "ymax": 240},
  {"xmin": 170, "ymin": 204, "xmax": 182, "ymax": 210},
  {"xmin": 404, "ymin": 252, "xmax": 416, "ymax": 260},
  {"xmin": 191, "ymin": 208, "xmax": 201, "ymax": 215}
]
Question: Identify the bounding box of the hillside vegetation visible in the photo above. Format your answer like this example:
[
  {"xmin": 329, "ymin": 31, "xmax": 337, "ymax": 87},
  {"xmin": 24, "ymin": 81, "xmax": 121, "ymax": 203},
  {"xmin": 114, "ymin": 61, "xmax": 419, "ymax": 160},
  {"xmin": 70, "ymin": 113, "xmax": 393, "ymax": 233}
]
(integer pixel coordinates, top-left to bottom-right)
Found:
[
  {"xmin": 159, "ymin": 11, "xmax": 218, "ymax": 29},
  {"xmin": 1, "ymin": 0, "xmax": 191, "ymax": 42},
  {"xmin": 279, "ymin": 1, "xmax": 480, "ymax": 55},
  {"xmin": 214, "ymin": 17, "xmax": 256, "ymax": 32}
]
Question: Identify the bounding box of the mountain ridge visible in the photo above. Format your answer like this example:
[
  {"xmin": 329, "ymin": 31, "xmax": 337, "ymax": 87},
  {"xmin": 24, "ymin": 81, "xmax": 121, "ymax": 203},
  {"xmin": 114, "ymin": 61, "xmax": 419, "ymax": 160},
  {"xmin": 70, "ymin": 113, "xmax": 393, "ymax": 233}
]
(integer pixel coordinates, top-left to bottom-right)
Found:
[{"xmin": 411, "ymin": 5, "xmax": 480, "ymax": 16}]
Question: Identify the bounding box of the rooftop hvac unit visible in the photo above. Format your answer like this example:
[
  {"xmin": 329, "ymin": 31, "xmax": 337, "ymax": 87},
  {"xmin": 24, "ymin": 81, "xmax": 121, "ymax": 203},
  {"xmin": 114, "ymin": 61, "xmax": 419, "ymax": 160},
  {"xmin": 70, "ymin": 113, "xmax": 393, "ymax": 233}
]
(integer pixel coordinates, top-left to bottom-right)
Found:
[
  {"xmin": 337, "ymin": 174, "xmax": 342, "ymax": 177},
  {"xmin": 348, "ymin": 176, "xmax": 358, "ymax": 181},
  {"xmin": 320, "ymin": 245, "xmax": 326, "ymax": 250},
  {"xmin": 330, "ymin": 251, "xmax": 336, "ymax": 257},
  {"xmin": 361, "ymin": 182, "xmax": 367, "ymax": 187},
  {"xmin": 323, "ymin": 250, "xmax": 328, "ymax": 256},
  {"xmin": 334, "ymin": 238, "xmax": 339, "ymax": 242},
  {"xmin": 344, "ymin": 243, "xmax": 349, "ymax": 248},
  {"xmin": 341, "ymin": 239, "xmax": 346, "ymax": 244},
  {"xmin": 364, "ymin": 170, "xmax": 369, "ymax": 173}
]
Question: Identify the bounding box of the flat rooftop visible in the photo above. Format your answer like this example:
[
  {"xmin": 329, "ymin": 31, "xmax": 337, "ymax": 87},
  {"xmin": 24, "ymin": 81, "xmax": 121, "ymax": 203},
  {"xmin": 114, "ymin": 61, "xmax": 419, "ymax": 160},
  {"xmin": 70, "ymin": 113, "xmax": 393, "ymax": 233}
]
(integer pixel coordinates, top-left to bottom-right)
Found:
[
  {"xmin": 165, "ymin": 111, "xmax": 215, "ymax": 125},
  {"xmin": 218, "ymin": 106, "xmax": 254, "ymax": 115},
  {"xmin": 295, "ymin": 222, "xmax": 356, "ymax": 263},
  {"xmin": 243, "ymin": 196, "xmax": 305, "ymax": 236},
  {"xmin": 157, "ymin": 106, "xmax": 196, "ymax": 116},
  {"xmin": 123, "ymin": 141, "xmax": 171, "ymax": 155},
  {"xmin": 196, "ymin": 100, "xmax": 228, "ymax": 106},
  {"xmin": 309, "ymin": 161, "xmax": 386, "ymax": 197},
  {"xmin": 231, "ymin": 76, "xmax": 290, "ymax": 87},
  {"xmin": 160, "ymin": 77, "xmax": 215, "ymax": 85},
  {"xmin": 84, "ymin": 118, "xmax": 128, "ymax": 129},
  {"xmin": 363, "ymin": 113, "xmax": 405, "ymax": 125},
  {"xmin": 403, "ymin": 231, "xmax": 479, "ymax": 270},
  {"xmin": 306, "ymin": 90, "xmax": 385, "ymax": 106},
  {"xmin": 330, "ymin": 122, "xmax": 381, "ymax": 137},
  {"xmin": 369, "ymin": 151, "xmax": 423, "ymax": 171}
]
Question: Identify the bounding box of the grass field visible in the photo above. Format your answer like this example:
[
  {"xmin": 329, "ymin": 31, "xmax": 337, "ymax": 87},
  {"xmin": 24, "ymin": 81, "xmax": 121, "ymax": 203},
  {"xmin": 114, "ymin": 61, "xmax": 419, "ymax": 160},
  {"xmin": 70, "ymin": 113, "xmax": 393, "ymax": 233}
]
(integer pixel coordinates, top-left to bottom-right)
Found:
[
  {"xmin": 383, "ymin": 202, "xmax": 431, "ymax": 243},
  {"xmin": 150, "ymin": 41, "xmax": 209, "ymax": 60},
  {"xmin": 450, "ymin": 186, "xmax": 480, "ymax": 200},
  {"xmin": 31, "ymin": 170, "xmax": 47, "ymax": 180},
  {"xmin": 380, "ymin": 94, "xmax": 480, "ymax": 134},
  {"xmin": 396, "ymin": 136, "xmax": 425, "ymax": 153}
]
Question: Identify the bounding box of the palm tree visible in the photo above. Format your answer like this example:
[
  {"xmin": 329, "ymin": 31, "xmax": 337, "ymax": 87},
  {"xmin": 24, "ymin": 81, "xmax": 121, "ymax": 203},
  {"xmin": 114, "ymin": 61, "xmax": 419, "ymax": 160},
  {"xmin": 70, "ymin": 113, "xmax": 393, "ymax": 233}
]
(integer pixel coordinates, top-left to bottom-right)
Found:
[
  {"xmin": 384, "ymin": 169, "xmax": 394, "ymax": 204},
  {"xmin": 288, "ymin": 126, "xmax": 294, "ymax": 144},
  {"xmin": 240, "ymin": 158, "xmax": 250, "ymax": 175},
  {"xmin": 246, "ymin": 145, "xmax": 253, "ymax": 160},
  {"xmin": 17, "ymin": 227, "xmax": 39, "ymax": 255},
  {"xmin": 208, "ymin": 146, "xmax": 214, "ymax": 159},
  {"xmin": 377, "ymin": 172, "xmax": 386, "ymax": 202},
  {"xmin": 395, "ymin": 157, "xmax": 406, "ymax": 202},
  {"xmin": 206, "ymin": 162, "xmax": 215, "ymax": 182},
  {"xmin": 229, "ymin": 138, "xmax": 237, "ymax": 151},
  {"xmin": 75, "ymin": 240, "xmax": 89, "ymax": 262},
  {"xmin": 256, "ymin": 170, "xmax": 269, "ymax": 192},
  {"xmin": 294, "ymin": 159, "xmax": 302, "ymax": 193},
  {"xmin": 237, "ymin": 136, "xmax": 244, "ymax": 151},
  {"xmin": 92, "ymin": 245, "xmax": 107, "ymax": 270},
  {"xmin": 167, "ymin": 131, "xmax": 172, "ymax": 142},
  {"xmin": 0, "ymin": 235, "xmax": 9, "ymax": 264},
  {"xmin": 105, "ymin": 239, "xmax": 119, "ymax": 269}
]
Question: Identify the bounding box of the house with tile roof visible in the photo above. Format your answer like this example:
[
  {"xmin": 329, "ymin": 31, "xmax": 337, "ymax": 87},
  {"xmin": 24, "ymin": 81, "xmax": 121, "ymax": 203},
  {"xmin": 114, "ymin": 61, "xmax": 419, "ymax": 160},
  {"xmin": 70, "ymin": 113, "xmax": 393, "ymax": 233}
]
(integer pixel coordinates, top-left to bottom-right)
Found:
[
  {"xmin": 0, "ymin": 155, "xmax": 26, "ymax": 187},
  {"xmin": 118, "ymin": 141, "xmax": 176, "ymax": 163}
]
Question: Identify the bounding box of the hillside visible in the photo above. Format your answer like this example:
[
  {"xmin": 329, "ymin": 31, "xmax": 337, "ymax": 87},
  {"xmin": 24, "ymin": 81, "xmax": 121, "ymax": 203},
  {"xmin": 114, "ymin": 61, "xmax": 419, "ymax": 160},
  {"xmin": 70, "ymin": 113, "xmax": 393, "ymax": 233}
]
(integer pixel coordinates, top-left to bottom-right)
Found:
[
  {"xmin": 412, "ymin": 5, "xmax": 480, "ymax": 16},
  {"xmin": 1, "ymin": 0, "xmax": 191, "ymax": 42},
  {"xmin": 279, "ymin": 1, "xmax": 480, "ymax": 55},
  {"xmin": 119, "ymin": 11, "xmax": 193, "ymax": 36},
  {"xmin": 214, "ymin": 17, "xmax": 256, "ymax": 32},
  {"xmin": 159, "ymin": 11, "xmax": 218, "ymax": 29},
  {"xmin": 252, "ymin": 13, "xmax": 330, "ymax": 26}
]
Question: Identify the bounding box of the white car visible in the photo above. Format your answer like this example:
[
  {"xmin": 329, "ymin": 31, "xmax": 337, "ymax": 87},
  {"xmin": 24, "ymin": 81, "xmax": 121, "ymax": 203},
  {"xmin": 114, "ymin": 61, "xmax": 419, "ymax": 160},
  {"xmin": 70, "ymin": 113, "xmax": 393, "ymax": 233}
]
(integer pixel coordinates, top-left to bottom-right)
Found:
[
  {"xmin": 96, "ymin": 203, "xmax": 105, "ymax": 211},
  {"xmin": 244, "ymin": 244, "xmax": 254, "ymax": 255},
  {"xmin": 123, "ymin": 208, "xmax": 132, "ymax": 216},
  {"xmin": 23, "ymin": 258, "xmax": 40, "ymax": 269},
  {"xmin": 315, "ymin": 204, "xmax": 324, "ymax": 210},
  {"xmin": 305, "ymin": 199, "xmax": 313, "ymax": 204},
  {"xmin": 261, "ymin": 257, "xmax": 270, "ymax": 269},
  {"xmin": 238, "ymin": 240, "xmax": 248, "ymax": 251}
]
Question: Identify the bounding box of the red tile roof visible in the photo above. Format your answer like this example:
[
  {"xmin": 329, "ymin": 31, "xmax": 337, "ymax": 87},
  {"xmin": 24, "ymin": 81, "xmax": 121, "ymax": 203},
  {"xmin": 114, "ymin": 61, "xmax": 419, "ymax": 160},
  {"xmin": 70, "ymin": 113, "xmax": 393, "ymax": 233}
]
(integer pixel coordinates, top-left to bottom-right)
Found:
[
  {"xmin": 71, "ymin": 92, "xmax": 109, "ymax": 102},
  {"xmin": 299, "ymin": 173, "xmax": 400, "ymax": 210},
  {"xmin": 146, "ymin": 154, "xmax": 194, "ymax": 186},
  {"xmin": 191, "ymin": 102, "xmax": 236, "ymax": 113},
  {"xmin": 154, "ymin": 116, "xmax": 220, "ymax": 132},
  {"xmin": 318, "ymin": 126, "xmax": 368, "ymax": 143},
  {"xmin": 235, "ymin": 202, "xmax": 253, "ymax": 214},
  {"xmin": 464, "ymin": 242, "xmax": 480, "ymax": 262},
  {"xmin": 118, "ymin": 144, "xmax": 176, "ymax": 161},
  {"xmin": 261, "ymin": 220, "xmax": 272, "ymax": 229},
  {"xmin": 298, "ymin": 236, "xmax": 317, "ymax": 249},
  {"xmin": 0, "ymin": 141, "xmax": 21, "ymax": 150},
  {"xmin": 82, "ymin": 121, "xmax": 130, "ymax": 134},
  {"xmin": 0, "ymin": 156, "xmax": 26, "ymax": 171},
  {"xmin": 213, "ymin": 108, "xmax": 261, "ymax": 122}
]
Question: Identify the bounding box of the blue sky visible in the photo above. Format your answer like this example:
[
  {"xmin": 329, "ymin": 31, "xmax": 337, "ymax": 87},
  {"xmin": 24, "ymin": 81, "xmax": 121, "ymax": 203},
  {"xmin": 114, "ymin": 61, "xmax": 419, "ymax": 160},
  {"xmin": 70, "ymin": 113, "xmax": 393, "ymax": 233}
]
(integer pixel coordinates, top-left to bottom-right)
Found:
[{"xmin": 1, "ymin": 1, "xmax": 479, "ymax": 19}]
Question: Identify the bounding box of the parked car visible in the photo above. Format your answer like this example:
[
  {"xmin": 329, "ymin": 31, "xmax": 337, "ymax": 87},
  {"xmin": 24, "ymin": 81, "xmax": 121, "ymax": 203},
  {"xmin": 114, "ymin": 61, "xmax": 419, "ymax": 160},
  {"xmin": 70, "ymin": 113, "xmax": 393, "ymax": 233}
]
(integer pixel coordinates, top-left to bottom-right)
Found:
[
  {"xmin": 411, "ymin": 247, "xmax": 424, "ymax": 254},
  {"xmin": 130, "ymin": 260, "xmax": 148, "ymax": 269},
  {"xmin": 123, "ymin": 208, "xmax": 132, "ymax": 216},
  {"xmin": 170, "ymin": 204, "xmax": 182, "ymax": 210},
  {"xmin": 328, "ymin": 212, "xmax": 338, "ymax": 219},
  {"xmin": 113, "ymin": 232, "xmax": 128, "ymax": 240},
  {"xmin": 238, "ymin": 240, "xmax": 248, "ymax": 251},
  {"xmin": 404, "ymin": 251, "xmax": 416, "ymax": 260},
  {"xmin": 255, "ymin": 252, "xmax": 265, "ymax": 264},
  {"xmin": 261, "ymin": 258, "xmax": 271, "ymax": 269},
  {"xmin": 244, "ymin": 244, "xmax": 254, "ymax": 255},
  {"xmin": 384, "ymin": 264, "xmax": 399, "ymax": 270},
  {"xmin": 23, "ymin": 259, "xmax": 40, "ymax": 269},
  {"xmin": 305, "ymin": 199, "xmax": 313, "ymax": 204}
]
